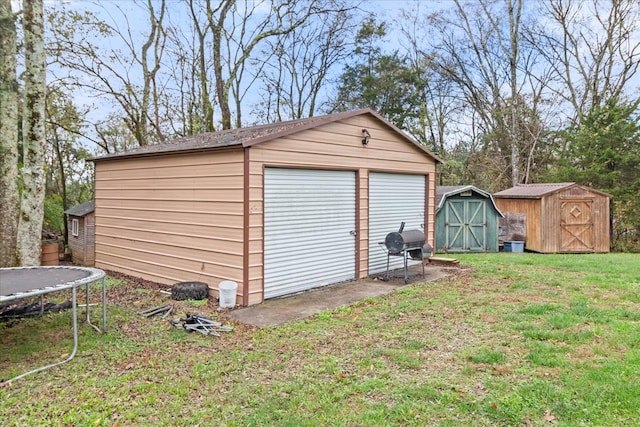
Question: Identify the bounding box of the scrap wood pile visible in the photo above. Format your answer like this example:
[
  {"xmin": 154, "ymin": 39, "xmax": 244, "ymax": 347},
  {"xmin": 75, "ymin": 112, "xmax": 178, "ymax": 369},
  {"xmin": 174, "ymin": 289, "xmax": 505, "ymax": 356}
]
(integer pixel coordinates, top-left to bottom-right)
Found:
[
  {"xmin": 137, "ymin": 305, "xmax": 233, "ymax": 337},
  {"xmin": 137, "ymin": 304, "xmax": 174, "ymax": 319}
]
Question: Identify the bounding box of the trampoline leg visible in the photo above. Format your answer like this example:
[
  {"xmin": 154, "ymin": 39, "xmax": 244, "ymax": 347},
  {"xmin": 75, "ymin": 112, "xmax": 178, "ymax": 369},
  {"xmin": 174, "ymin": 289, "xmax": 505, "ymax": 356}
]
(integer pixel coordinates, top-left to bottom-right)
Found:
[
  {"xmin": 2, "ymin": 286, "xmax": 78, "ymax": 385},
  {"xmin": 84, "ymin": 279, "xmax": 105, "ymax": 334},
  {"xmin": 85, "ymin": 283, "xmax": 90, "ymax": 324},
  {"xmin": 71, "ymin": 285, "xmax": 78, "ymax": 358},
  {"xmin": 102, "ymin": 276, "xmax": 107, "ymax": 334}
]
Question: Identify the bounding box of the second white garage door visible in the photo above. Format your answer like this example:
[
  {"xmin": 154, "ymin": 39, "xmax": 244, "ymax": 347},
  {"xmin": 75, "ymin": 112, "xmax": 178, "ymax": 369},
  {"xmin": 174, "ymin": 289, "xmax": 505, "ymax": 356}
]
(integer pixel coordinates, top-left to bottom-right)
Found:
[
  {"xmin": 264, "ymin": 168, "xmax": 356, "ymax": 299},
  {"xmin": 369, "ymin": 172, "xmax": 426, "ymax": 274}
]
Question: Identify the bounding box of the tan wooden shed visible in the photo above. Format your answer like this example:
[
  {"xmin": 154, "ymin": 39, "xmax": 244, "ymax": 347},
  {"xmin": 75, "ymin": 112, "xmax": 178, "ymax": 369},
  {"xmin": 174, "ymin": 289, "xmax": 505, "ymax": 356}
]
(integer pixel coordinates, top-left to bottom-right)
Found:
[
  {"xmin": 493, "ymin": 183, "xmax": 611, "ymax": 253},
  {"xmin": 92, "ymin": 109, "xmax": 441, "ymax": 305},
  {"xmin": 64, "ymin": 200, "xmax": 96, "ymax": 266}
]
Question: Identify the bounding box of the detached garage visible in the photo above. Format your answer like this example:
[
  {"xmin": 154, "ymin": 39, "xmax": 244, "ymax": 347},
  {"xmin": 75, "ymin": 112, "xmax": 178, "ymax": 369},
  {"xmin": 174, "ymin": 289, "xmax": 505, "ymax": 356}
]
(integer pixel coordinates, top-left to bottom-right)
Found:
[
  {"xmin": 435, "ymin": 185, "xmax": 503, "ymax": 253},
  {"xmin": 494, "ymin": 182, "xmax": 611, "ymax": 253},
  {"xmin": 92, "ymin": 109, "xmax": 440, "ymax": 305}
]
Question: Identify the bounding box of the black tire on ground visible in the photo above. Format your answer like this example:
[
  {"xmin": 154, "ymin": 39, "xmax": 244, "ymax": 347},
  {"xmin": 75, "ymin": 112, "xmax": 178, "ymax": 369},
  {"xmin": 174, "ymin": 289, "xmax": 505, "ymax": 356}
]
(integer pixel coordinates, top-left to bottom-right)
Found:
[{"xmin": 171, "ymin": 281, "xmax": 209, "ymax": 301}]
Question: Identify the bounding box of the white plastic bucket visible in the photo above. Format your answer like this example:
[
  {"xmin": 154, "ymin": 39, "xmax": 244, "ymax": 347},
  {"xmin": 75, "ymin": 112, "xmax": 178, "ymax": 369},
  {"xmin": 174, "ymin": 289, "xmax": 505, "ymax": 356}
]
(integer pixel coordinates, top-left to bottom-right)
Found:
[{"xmin": 218, "ymin": 280, "xmax": 238, "ymax": 308}]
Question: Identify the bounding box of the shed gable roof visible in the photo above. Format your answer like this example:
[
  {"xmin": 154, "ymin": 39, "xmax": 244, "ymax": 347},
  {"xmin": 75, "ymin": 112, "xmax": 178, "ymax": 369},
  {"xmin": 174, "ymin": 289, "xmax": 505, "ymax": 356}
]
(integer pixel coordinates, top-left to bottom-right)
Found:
[
  {"xmin": 92, "ymin": 109, "xmax": 441, "ymax": 163},
  {"xmin": 64, "ymin": 200, "xmax": 95, "ymax": 217},
  {"xmin": 494, "ymin": 182, "xmax": 611, "ymax": 199},
  {"xmin": 435, "ymin": 185, "xmax": 503, "ymax": 216}
]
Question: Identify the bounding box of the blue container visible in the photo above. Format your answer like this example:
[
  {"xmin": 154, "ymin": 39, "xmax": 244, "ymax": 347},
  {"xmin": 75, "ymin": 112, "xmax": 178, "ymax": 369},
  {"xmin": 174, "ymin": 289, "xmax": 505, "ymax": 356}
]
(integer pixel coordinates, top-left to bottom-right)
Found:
[{"xmin": 504, "ymin": 241, "xmax": 524, "ymax": 253}]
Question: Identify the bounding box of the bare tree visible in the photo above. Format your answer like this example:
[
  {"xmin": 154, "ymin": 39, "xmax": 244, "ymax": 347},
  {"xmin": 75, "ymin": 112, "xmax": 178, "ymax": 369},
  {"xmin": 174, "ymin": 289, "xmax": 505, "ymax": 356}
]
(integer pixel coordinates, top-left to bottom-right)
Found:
[
  {"xmin": 397, "ymin": 4, "xmax": 463, "ymax": 154},
  {"xmin": 207, "ymin": 0, "xmax": 344, "ymax": 129},
  {"xmin": 0, "ymin": 0, "xmax": 19, "ymax": 266},
  {"xmin": 47, "ymin": 0, "xmax": 168, "ymax": 148},
  {"xmin": 136, "ymin": 0, "xmax": 167, "ymax": 144},
  {"xmin": 164, "ymin": 20, "xmax": 208, "ymax": 136},
  {"xmin": 92, "ymin": 114, "xmax": 141, "ymax": 154},
  {"xmin": 45, "ymin": 87, "xmax": 91, "ymax": 244},
  {"xmin": 507, "ymin": 0, "xmax": 523, "ymax": 185},
  {"xmin": 18, "ymin": 0, "xmax": 46, "ymax": 266},
  {"xmin": 425, "ymin": 0, "xmax": 527, "ymax": 187},
  {"xmin": 531, "ymin": 0, "xmax": 640, "ymax": 122},
  {"xmin": 184, "ymin": 0, "xmax": 216, "ymax": 133},
  {"xmin": 256, "ymin": 4, "xmax": 356, "ymax": 121}
]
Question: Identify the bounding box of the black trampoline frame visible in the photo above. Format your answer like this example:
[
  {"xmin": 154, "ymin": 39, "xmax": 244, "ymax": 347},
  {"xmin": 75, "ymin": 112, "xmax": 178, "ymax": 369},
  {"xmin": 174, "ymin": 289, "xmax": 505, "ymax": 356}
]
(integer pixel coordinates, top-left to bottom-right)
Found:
[{"xmin": 0, "ymin": 266, "xmax": 106, "ymax": 384}]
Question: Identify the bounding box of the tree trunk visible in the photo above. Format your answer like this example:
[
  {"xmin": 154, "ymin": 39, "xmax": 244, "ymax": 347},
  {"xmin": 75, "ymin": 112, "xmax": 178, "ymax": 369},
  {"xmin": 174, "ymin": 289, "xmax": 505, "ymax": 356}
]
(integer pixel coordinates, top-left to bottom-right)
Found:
[
  {"xmin": 17, "ymin": 0, "xmax": 46, "ymax": 266},
  {"xmin": 509, "ymin": 0, "xmax": 522, "ymax": 186},
  {"xmin": 0, "ymin": 0, "xmax": 19, "ymax": 267},
  {"xmin": 188, "ymin": 0, "xmax": 215, "ymax": 133},
  {"xmin": 52, "ymin": 129, "xmax": 69, "ymax": 245},
  {"xmin": 138, "ymin": 0, "xmax": 166, "ymax": 145},
  {"xmin": 212, "ymin": 0, "xmax": 234, "ymax": 130}
]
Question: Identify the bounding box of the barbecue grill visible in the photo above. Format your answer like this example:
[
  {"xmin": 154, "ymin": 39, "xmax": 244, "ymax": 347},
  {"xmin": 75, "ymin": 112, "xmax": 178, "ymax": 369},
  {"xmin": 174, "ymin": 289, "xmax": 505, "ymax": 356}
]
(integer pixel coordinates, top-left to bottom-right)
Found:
[{"xmin": 383, "ymin": 223, "xmax": 430, "ymax": 284}]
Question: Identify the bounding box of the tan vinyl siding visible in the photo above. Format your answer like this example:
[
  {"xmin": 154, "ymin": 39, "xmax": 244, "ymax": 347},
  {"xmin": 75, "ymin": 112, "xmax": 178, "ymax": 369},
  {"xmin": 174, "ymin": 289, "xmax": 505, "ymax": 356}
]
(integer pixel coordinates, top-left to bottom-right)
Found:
[
  {"xmin": 248, "ymin": 115, "xmax": 437, "ymax": 296},
  {"xmin": 94, "ymin": 111, "xmax": 438, "ymax": 306},
  {"xmin": 358, "ymin": 170, "xmax": 369, "ymax": 278},
  {"xmin": 95, "ymin": 149, "xmax": 245, "ymax": 297}
]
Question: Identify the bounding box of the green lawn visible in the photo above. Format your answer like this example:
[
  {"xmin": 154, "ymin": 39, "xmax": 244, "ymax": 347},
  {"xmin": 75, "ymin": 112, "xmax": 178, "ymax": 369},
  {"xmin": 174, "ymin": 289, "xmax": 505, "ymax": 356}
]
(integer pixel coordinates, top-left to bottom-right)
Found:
[{"xmin": 2, "ymin": 253, "xmax": 640, "ymax": 426}]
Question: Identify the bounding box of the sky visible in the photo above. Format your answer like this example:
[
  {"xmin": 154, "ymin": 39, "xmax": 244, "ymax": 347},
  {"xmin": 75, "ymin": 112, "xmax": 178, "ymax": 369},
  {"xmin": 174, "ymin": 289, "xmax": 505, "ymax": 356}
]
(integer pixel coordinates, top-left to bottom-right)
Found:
[
  {"xmin": 12, "ymin": 0, "xmax": 640, "ymax": 153},
  {"xmin": 35, "ymin": 0, "xmax": 439, "ymax": 151}
]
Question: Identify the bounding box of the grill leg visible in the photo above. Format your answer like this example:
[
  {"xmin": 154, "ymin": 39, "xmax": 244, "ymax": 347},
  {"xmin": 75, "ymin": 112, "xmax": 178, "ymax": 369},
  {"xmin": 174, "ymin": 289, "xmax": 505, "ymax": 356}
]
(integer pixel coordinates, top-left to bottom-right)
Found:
[
  {"xmin": 404, "ymin": 250, "xmax": 409, "ymax": 284},
  {"xmin": 384, "ymin": 252, "xmax": 390, "ymax": 281}
]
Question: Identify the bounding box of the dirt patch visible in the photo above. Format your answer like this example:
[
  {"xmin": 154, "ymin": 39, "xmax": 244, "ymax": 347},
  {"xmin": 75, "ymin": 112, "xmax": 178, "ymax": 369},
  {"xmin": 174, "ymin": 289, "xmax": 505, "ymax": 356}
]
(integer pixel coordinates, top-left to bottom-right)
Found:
[{"xmin": 88, "ymin": 264, "xmax": 462, "ymax": 330}]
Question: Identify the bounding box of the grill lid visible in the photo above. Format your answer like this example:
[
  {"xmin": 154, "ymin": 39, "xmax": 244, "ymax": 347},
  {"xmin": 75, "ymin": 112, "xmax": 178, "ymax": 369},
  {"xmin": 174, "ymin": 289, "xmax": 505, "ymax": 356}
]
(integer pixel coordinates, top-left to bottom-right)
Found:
[{"xmin": 385, "ymin": 230, "xmax": 425, "ymax": 254}]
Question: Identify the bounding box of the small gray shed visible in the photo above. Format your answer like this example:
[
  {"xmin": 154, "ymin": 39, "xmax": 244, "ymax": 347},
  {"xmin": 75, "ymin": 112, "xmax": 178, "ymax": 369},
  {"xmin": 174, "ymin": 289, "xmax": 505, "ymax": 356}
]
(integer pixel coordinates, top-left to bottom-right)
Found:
[
  {"xmin": 64, "ymin": 200, "xmax": 95, "ymax": 266},
  {"xmin": 435, "ymin": 185, "xmax": 503, "ymax": 253}
]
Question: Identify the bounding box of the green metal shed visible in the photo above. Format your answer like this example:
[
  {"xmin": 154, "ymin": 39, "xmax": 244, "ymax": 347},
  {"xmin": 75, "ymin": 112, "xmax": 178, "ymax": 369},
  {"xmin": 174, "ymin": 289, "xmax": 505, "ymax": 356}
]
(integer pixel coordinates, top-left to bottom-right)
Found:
[{"xmin": 435, "ymin": 185, "xmax": 504, "ymax": 253}]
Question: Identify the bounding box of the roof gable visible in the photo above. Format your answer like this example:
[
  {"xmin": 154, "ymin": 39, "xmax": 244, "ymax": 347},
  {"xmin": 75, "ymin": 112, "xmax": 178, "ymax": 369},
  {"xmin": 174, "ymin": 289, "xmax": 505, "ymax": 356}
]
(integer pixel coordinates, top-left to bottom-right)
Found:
[
  {"xmin": 494, "ymin": 182, "xmax": 611, "ymax": 199},
  {"xmin": 435, "ymin": 185, "xmax": 503, "ymax": 216},
  {"xmin": 92, "ymin": 109, "xmax": 441, "ymax": 163},
  {"xmin": 64, "ymin": 200, "xmax": 95, "ymax": 217}
]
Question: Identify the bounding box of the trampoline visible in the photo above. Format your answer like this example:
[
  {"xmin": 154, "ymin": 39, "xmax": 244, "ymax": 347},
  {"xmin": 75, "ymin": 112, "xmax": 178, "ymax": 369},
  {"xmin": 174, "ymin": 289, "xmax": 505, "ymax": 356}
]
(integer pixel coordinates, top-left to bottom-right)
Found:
[{"xmin": 0, "ymin": 266, "xmax": 106, "ymax": 384}]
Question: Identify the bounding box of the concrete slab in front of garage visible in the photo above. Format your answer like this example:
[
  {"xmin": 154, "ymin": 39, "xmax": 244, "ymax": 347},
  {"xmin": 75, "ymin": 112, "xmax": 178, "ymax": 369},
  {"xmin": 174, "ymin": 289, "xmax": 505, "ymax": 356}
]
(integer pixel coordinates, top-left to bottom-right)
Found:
[{"xmin": 224, "ymin": 265, "xmax": 454, "ymax": 327}]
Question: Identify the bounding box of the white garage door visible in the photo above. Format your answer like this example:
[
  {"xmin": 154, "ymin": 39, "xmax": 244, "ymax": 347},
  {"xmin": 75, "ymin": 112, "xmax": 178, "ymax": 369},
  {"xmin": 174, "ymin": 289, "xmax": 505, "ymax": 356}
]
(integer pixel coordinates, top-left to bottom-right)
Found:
[
  {"xmin": 369, "ymin": 172, "xmax": 425, "ymax": 274},
  {"xmin": 264, "ymin": 168, "xmax": 356, "ymax": 299}
]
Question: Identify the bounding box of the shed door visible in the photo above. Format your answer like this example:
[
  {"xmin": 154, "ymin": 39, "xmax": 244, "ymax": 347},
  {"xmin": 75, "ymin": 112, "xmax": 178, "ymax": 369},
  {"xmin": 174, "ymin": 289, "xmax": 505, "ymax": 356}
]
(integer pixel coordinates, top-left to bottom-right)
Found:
[
  {"xmin": 369, "ymin": 173, "xmax": 425, "ymax": 274},
  {"xmin": 264, "ymin": 168, "xmax": 356, "ymax": 299},
  {"xmin": 443, "ymin": 199, "xmax": 487, "ymax": 252},
  {"xmin": 560, "ymin": 199, "xmax": 594, "ymax": 252}
]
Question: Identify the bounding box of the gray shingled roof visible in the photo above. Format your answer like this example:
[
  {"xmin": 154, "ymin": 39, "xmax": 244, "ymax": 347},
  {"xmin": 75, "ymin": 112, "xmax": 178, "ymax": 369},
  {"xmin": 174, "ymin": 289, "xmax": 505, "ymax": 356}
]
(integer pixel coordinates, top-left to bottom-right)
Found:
[
  {"xmin": 494, "ymin": 183, "xmax": 577, "ymax": 198},
  {"xmin": 64, "ymin": 200, "xmax": 95, "ymax": 217},
  {"xmin": 495, "ymin": 182, "xmax": 612, "ymax": 199},
  {"xmin": 91, "ymin": 108, "xmax": 441, "ymax": 163},
  {"xmin": 436, "ymin": 185, "xmax": 468, "ymax": 207},
  {"xmin": 435, "ymin": 185, "xmax": 503, "ymax": 216}
]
